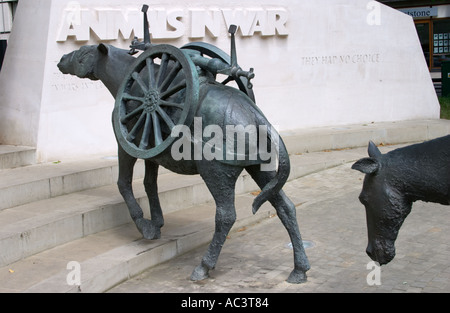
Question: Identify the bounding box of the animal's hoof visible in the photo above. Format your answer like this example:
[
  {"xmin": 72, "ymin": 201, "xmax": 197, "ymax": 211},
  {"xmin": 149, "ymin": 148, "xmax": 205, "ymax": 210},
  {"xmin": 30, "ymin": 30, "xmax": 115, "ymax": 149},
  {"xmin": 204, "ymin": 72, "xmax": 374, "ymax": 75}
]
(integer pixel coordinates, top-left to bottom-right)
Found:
[
  {"xmin": 136, "ymin": 218, "xmax": 161, "ymax": 240},
  {"xmin": 286, "ymin": 269, "xmax": 307, "ymax": 284},
  {"xmin": 190, "ymin": 265, "xmax": 209, "ymax": 281}
]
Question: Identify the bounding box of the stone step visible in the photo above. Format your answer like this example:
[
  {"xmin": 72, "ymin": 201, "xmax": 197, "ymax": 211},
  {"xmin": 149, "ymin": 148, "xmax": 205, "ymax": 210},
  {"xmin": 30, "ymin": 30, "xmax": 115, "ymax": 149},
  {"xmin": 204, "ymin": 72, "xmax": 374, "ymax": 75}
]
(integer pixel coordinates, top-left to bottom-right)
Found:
[
  {"xmin": 0, "ymin": 155, "xmax": 144, "ymax": 212},
  {"xmin": 1, "ymin": 192, "xmax": 279, "ymax": 293},
  {"xmin": 0, "ymin": 149, "xmax": 361, "ymax": 269},
  {"xmin": 0, "ymin": 170, "xmax": 204, "ymax": 268},
  {"xmin": 280, "ymin": 119, "xmax": 450, "ymax": 154},
  {"xmin": 2, "ymin": 119, "xmax": 449, "ymax": 212},
  {"xmin": 0, "ymin": 146, "xmax": 374, "ymax": 293},
  {"xmin": 0, "ymin": 145, "xmax": 35, "ymax": 170}
]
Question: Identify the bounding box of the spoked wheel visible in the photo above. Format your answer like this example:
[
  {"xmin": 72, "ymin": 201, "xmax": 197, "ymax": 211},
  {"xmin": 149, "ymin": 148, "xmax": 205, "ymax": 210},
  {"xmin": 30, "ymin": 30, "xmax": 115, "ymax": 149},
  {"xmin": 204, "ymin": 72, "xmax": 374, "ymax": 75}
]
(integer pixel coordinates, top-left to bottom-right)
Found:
[
  {"xmin": 181, "ymin": 42, "xmax": 256, "ymax": 103},
  {"xmin": 113, "ymin": 44, "xmax": 199, "ymax": 159}
]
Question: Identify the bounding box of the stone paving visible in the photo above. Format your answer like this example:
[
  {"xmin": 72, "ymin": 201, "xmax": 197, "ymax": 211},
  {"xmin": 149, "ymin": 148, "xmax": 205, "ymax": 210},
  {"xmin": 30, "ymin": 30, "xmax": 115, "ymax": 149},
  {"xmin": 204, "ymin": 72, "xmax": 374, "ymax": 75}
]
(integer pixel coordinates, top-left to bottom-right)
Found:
[{"xmin": 108, "ymin": 161, "xmax": 450, "ymax": 293}]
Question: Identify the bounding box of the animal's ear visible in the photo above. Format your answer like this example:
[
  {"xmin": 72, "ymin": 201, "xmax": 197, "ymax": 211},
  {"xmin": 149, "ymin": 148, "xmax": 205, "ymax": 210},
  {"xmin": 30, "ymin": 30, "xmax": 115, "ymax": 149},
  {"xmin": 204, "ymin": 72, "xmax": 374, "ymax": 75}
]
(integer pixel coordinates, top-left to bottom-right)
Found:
[
  {"xmin": 368, "ymin": 141, "xmax": 382, "ymax": 158},
  {"xmin": 98, "ymin": 43, "xmax": 109, "ymax": 55},
  {"xmin": 351, "ymin": 157, "xmax": 380, "ymax": 174}
]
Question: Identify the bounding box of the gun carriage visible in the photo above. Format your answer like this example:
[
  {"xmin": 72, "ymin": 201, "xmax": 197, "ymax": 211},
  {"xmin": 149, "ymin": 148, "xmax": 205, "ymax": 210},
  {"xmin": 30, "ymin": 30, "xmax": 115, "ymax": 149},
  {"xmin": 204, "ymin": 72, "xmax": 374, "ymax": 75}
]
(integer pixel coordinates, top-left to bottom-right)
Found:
[{"xmin": 114, "ymin": 5, "xmax": 256, "ymax": 159}]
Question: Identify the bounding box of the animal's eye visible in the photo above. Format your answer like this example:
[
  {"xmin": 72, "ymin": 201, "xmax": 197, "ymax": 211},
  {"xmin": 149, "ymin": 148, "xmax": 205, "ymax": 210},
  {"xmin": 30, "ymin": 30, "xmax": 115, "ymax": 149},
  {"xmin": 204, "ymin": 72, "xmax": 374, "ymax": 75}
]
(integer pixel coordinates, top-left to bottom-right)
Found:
[{"xmin": 77, "ymin": 50, "xmax": 89, "ymax": 63}]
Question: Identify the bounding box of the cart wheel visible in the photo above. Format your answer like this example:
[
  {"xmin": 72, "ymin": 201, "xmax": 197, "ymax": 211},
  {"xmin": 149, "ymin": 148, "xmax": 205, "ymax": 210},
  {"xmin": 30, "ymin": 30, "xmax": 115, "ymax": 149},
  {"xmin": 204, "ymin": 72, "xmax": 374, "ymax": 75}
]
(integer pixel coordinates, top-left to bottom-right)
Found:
[
  {"xmin": 113, "ymin": 44, "xmax": 199, "ymax": 159},
  {"xmin": 181, "ymin": 42, "xmax": 255, "ymax": 103}
]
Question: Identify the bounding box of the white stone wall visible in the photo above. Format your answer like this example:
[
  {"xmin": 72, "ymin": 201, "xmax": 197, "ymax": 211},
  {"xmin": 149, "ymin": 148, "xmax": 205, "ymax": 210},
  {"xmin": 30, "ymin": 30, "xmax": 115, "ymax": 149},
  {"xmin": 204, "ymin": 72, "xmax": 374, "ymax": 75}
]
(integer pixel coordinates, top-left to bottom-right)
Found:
[{"xmin": 0, "ymin": 0, "xmax": 440, "ymax": 162}]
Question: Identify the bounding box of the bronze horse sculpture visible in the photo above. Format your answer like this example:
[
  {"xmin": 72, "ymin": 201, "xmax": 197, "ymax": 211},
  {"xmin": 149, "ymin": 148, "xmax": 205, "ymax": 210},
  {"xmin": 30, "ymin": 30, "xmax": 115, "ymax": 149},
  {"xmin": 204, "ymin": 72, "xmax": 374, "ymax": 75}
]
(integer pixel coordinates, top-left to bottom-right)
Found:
[
  {"xmin": 57, "ymin": 15, "xmax": 310, "ymax": 283},
  {"xmin": 352, "ymin": 137, "xmax": 450, "ymax": 265}
]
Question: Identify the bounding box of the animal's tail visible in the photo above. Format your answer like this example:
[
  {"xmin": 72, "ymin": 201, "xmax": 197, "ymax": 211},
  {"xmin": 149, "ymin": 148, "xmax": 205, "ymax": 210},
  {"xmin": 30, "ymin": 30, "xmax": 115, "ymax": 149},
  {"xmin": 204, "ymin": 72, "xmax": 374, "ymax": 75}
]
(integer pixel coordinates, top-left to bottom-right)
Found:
[{"xmin": 252, "ymin": 126, "xmax": 290, "ymax": 214}]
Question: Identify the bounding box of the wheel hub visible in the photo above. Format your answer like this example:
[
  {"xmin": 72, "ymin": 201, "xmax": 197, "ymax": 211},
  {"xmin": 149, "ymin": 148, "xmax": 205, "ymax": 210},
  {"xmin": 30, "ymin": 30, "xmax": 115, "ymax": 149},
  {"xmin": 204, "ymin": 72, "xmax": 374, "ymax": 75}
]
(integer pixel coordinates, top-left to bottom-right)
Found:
[
  {"xmin": 113, "ymin": 44, "xmax": 199, "ymax": 160},
  {"xmin": 143, "ymin": 89, "xmax": 160, "ymax": 113}
]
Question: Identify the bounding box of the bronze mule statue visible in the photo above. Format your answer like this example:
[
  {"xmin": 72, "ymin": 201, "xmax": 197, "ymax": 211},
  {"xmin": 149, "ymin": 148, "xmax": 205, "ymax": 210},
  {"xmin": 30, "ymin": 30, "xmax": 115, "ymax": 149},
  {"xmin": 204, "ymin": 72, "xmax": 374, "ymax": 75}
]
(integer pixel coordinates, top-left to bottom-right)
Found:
[
  {"xmin": 352, "ymin": 136, "xmax": 450, "ymax": 265},
  {"xmin": 57, "ymin": 35, "xmax": 310, "ymax": 283}
]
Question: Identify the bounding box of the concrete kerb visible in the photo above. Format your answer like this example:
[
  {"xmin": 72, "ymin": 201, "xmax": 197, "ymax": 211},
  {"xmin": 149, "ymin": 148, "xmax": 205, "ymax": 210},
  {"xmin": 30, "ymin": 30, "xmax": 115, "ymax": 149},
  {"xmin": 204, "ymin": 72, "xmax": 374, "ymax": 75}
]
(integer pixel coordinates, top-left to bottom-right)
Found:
[{"xmin": 281, "ymin": 119, "xmax": 450, "ymax": 154}]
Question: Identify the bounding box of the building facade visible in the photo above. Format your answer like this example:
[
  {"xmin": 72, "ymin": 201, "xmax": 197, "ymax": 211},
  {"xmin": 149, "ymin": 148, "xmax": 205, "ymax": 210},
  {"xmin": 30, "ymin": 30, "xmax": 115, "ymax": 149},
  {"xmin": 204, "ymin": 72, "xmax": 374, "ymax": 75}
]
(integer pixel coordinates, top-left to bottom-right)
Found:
[{"xmin": 381, "ymin": 1, "xmax": 450, "ymax": 71}]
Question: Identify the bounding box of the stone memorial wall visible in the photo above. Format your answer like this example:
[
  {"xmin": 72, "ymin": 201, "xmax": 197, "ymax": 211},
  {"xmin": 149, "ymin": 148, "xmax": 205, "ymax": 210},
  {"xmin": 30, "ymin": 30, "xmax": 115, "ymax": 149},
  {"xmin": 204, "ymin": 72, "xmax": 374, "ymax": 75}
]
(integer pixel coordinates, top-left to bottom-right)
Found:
[{"xmin": 0, "ymin": 0, "xmax": 439, "ymax": 162}]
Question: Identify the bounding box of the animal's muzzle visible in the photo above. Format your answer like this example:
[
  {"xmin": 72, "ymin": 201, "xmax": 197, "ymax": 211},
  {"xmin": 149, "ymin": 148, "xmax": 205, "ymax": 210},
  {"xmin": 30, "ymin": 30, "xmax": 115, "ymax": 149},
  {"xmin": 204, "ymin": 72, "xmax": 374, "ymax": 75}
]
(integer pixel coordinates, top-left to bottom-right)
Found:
[
  {"xmin": 57, "ymin": 54, "xmax": 71, "ymax": 74},
  {"xmin": 366, "ymin": 240, "xmax": 395, "ymax": 265},
  {"xmin": 366, "ymin": 243, "xmax": 377, "ymax": 262}
]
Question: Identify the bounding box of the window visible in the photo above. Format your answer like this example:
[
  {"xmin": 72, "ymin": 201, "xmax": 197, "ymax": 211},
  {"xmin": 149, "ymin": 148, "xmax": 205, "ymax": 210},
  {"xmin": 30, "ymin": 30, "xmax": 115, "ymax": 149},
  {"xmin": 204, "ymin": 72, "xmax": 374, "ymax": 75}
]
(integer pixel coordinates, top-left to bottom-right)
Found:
[
  {"xmin": 432, "ymin": 19, "xmax": 450, "ymax": 68},
  {"xmin": 0, "ymin": 0, "xmax": 17, "ymax": 71},
  {"xmin": 415, "ymin": 21, "xmax": 431, "ymax": 68},
  {"xmin": 0, "ymin": 1, "xmax": 18, "ymax": 34},
  {"xmin": 415, "ymin": 18, "xmax": 450, "ymax": 70}
]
